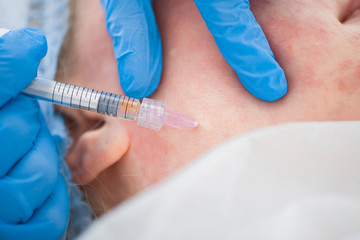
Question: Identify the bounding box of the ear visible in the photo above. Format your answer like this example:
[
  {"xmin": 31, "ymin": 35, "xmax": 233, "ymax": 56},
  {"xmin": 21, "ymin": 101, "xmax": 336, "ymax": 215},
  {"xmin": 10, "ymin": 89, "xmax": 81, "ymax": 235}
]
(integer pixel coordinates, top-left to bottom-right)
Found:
[{"xmin": 66, "ymin": 117, "xmax": 130, "ymax": 184}]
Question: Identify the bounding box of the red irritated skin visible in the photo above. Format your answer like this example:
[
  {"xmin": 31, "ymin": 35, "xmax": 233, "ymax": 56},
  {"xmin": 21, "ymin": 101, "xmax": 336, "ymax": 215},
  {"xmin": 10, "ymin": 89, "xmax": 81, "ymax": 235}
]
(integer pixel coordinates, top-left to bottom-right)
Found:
[{"xmin": 56, "ymin": 0, "xmax": 360, "ymax": 216}]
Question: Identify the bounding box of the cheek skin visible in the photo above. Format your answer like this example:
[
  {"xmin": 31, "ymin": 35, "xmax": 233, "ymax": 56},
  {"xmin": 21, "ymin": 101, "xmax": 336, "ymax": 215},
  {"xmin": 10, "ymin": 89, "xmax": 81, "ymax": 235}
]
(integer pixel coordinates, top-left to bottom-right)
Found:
[
  {"xmin": 253, "ymin": 1, "xmax": 360, "ymax": 98},
  {"xmin": 335, "ymin": 61, "xmax": 360, "ymax": 97},
  {"xmin": 253, "ymin": 1, "xmax": 360, "ymax": 121},
  {"xmin": 129, "ymin": 130, "xmax": 209, "ymax": 185},
  {"xmin": 256, "ymin": 14, "xmax": 333, "ymax": 89},
  {"xmin": 130, "ymin": 129, "xmax": 171, "ymax": 180}
]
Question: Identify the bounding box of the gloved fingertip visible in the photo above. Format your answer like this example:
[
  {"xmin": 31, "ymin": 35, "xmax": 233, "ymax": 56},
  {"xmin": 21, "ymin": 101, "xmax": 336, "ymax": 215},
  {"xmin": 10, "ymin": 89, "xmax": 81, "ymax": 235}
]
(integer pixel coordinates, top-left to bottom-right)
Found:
[
  {"xmin": 255, "ymin": 74, "xmax": 288, "ymax": 102},
  {"xmin": 123, "ymin": 82, "xmax": 159, "ymax": 99},
  {"xmin": 2, "ymin": 28, "xmax": 48, "ymax": 61},
  {"xmin": 121, "ymin": 73, "xmax": 161, "ymax": 99},
  {"xmin": 118, "ymin": 53, "xmax": 162, "ymax": 99},
  {"xmin": 0, "ymin": 27, "xmax": 48, "ymax": 103},
  {"xmin": 263, "ymin": 85, "xmax": 287, "ymax": 102},
  {"xmin": 18, "ymin": 28, "xmax": 48, "ymax": 60}
]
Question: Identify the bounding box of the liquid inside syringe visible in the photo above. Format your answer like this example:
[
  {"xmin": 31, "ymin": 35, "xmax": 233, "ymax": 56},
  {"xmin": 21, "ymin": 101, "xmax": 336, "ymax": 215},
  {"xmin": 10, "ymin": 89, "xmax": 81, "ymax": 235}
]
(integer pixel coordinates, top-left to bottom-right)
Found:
[{"xmin": 21, "ymin": 78, "xmax": 198, "ymax": 130}]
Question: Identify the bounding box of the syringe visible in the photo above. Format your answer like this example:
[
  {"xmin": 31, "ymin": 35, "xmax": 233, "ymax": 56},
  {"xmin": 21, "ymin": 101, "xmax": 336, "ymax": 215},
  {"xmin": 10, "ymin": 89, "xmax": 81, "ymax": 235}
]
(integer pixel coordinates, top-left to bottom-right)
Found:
[{"xmin": 21, "ymin": 78, "xmax": 198, "ymax": 130}]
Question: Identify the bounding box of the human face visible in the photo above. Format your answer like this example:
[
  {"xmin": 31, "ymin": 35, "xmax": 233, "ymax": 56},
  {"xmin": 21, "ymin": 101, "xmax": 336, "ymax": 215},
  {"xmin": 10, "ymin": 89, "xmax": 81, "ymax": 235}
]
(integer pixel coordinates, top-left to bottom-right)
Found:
[{"xmin": 57, "ymin": 0, "xmax": 360, "ymax": 215}]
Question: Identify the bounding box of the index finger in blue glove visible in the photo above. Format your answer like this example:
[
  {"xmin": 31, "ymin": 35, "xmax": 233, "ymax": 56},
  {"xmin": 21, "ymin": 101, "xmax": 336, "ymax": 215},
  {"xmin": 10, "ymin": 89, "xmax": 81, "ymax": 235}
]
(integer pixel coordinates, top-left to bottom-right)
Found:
[
  {"xmin": 193, "ymin": 0, "xmax": 287, "ymax": 102},
  {"xmin": 0, "ymin": 176, "xmax": 69, "ymax": 240},
  {"xmin": 100, "ymin": 0, "xmax": 162, "ymax": 99},
  {"xmin": 0, "ymin": 28, "xmax": 47, "ymax": 106}
]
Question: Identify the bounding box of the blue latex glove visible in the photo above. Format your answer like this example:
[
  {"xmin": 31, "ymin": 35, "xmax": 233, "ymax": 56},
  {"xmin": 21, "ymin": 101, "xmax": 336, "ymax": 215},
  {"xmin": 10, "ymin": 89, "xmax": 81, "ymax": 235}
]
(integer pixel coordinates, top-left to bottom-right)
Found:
[
  {"xmin": 101, "ymin": 0, "xmax": 287, "ymax": 101},
  {"xmin": 0, "ymin": 28, "xmax": 69, "ymax": 240}
]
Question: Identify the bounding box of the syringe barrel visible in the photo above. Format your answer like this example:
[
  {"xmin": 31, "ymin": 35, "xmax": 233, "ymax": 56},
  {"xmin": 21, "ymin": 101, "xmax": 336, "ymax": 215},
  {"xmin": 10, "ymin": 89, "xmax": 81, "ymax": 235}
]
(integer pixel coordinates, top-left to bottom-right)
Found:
[{"xmin": 22, "ymin": 78, "xmax": 140, "ymax": 121}]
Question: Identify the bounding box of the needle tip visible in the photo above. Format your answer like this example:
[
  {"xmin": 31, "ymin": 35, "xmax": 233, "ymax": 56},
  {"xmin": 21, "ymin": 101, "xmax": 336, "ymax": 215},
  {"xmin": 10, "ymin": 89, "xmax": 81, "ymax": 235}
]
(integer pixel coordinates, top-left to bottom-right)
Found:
[{"xmin": 163, "ymin": 109, "xmax": 199, "ymax": 130}]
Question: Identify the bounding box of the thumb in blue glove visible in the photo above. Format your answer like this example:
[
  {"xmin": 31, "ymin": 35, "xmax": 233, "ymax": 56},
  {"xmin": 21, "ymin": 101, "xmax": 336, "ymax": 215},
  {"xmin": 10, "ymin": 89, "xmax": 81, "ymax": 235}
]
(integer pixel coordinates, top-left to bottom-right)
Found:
[
  {"xmin": 0, "ymin": 28, "xmax": 47, "ymax": 105},
  {"xmin": 0, "ymin": 28, "xmax": 69, "ymax": 240},
  {"xmin": 101, "ymin": 0, "xmax": 162, "ymax": 99}
]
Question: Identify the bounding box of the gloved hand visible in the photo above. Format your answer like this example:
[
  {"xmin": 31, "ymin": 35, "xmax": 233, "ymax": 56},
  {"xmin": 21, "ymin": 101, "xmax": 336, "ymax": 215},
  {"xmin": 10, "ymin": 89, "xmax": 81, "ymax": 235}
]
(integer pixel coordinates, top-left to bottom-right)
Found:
[
  {"xmin": 100, "ymin": 0, "xmax": 287, "ymax": 101},
  {"xmin": 0, "ymin": 28, "xmax": 69, "ymax": 240}
]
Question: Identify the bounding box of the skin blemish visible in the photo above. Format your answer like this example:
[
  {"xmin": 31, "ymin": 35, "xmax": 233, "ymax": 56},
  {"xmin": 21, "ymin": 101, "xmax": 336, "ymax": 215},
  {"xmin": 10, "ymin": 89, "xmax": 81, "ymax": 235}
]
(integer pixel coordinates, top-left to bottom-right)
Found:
[
  {"xmin": 346, "ymin": 32, "xmax": 360, "ymax": 47},
  {"xmin": 286, "ymin": 43, "xmax": 294, "ymax": 52},
  {"xmin": 298, "ymin": 63, "xmax": 325, "ymax": 90},
  {"xmin": 337, "ymin": 62, "xmax": 360, "ymax": 94}
]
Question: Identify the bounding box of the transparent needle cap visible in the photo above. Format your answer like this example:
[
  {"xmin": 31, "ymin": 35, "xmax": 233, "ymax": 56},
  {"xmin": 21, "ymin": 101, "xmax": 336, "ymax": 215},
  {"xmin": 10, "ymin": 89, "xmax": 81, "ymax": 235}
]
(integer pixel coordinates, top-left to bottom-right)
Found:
[{"xmin": 138, "ymin": 98, "xmax": 198, "ymax": 130}]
